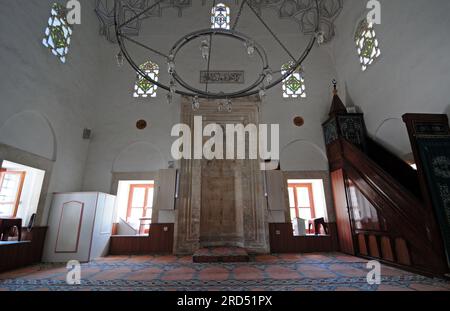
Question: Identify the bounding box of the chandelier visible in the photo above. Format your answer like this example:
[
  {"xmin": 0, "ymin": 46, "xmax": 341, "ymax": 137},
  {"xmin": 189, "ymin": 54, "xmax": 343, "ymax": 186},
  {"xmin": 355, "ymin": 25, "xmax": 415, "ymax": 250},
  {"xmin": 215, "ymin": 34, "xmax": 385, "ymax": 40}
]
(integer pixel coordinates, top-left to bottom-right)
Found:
[{"xmin": 113, "ymin": 0, "xmax": 338, "ymax": 105}]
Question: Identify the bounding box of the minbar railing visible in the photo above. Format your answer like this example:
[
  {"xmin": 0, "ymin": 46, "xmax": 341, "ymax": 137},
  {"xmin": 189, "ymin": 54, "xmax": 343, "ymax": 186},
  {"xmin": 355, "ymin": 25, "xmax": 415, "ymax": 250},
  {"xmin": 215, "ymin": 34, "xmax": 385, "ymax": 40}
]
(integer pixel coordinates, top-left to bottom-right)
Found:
[{"xmin": 335, "ymin": 139, "xmax": 447, "ymax": 274}]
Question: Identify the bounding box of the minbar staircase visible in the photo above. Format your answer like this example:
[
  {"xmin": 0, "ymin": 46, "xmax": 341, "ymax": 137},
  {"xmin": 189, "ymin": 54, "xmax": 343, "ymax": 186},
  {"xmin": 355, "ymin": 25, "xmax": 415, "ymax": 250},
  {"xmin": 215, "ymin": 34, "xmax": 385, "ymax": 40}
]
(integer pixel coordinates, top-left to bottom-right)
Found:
[{"xmin": 322, "ymin": 84, "xmax": 449, "ymax": 276}]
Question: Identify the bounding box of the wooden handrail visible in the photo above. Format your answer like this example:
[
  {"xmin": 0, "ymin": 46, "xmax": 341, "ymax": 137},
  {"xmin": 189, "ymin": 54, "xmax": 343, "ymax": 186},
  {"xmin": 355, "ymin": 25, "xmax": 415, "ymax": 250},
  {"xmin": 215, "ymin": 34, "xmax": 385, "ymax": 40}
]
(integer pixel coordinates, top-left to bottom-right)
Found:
[
  {"xmin": 339, "ymin": 138, "xmax": 448, "ymax": 273},
  {"xmin": 365, "ymin": 137, "xmax": 422, "ymax": 197}
]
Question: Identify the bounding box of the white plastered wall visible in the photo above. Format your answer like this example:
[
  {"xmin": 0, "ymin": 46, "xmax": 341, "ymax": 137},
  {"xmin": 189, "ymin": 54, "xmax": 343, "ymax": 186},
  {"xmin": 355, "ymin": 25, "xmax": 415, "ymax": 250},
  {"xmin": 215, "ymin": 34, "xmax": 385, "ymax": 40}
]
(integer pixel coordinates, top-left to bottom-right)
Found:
[
  {"xmin": 81, "ymin": 2, "xmax": 337, "ymax": 192},
  {"xmin": 330, "ymin": 0, "xmax": 450, "ymax": 158},
  {"xmin": 0, "ymin": 0, "xmax": 109, "ymax": 225}
]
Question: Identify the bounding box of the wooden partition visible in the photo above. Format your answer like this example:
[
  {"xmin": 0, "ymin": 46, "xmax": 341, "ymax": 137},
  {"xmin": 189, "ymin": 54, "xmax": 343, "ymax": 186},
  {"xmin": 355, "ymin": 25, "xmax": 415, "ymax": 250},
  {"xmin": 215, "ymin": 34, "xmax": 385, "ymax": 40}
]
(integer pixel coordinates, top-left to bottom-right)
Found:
[
  {"xmin": 269, "ymin": 223, "xmax": 339, "ymax": 253},
  {"xmin": 356, "ymin": 232, "xmax": 411, "ymax": 265},
  {"xmin": 109, "ymin": 223, "xmax": 174, "ymax": 255},
  {"xmin": 0, "ymin": 226, "xmax": 47, "ymax": 273}
]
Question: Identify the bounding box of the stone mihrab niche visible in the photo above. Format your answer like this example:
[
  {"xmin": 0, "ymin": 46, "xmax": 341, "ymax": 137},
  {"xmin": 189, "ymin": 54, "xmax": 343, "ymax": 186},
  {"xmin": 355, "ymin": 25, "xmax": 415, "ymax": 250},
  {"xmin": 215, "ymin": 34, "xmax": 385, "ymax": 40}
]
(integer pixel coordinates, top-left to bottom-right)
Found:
[{"xmin": 174, "ymin": 97, "xmax": 270, "ymax": 254}]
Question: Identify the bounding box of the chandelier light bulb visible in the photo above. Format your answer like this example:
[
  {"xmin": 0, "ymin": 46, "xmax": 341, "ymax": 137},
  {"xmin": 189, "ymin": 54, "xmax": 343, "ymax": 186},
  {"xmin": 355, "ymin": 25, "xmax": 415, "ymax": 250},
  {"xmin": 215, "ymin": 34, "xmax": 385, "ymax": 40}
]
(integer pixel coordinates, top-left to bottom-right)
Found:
[
  {"xmin": 200, "ymin": 40, "xmax": 210, "ymax": 61},
  {"xmin": 264, "ymin": 68, "xmax": 273, "ymax": 86},
  {"xmin": 192, "ymin": 96, "xmax": 200, "ymax": 111},
  {"xmin": 245, "ymin": 40, "xmax": 255, "ymax": 57},
  {"xmin": 167, "ymin": 93, "xmax": 173, "ymax": 104},
  {"xmin": 167, "ymin": 60, "xmax": 175, "ymax": 75},
  {"xmin": 316, "ymin": 31, "xmax": 325, "ymax": 45},
  {"xmin": 226, "ymin": 100, "xmax": 233, "ymax": 113},
  {"xmin": 259, "ymin": 88, "xmax": 266, "ymax": 100},
  {"xmin": 169, "ymin": 79, "xmax": 176, "ymax": 95},
  {"xmin": 116, "ymin": 50, "xmax": 124, "ymax": 67}
]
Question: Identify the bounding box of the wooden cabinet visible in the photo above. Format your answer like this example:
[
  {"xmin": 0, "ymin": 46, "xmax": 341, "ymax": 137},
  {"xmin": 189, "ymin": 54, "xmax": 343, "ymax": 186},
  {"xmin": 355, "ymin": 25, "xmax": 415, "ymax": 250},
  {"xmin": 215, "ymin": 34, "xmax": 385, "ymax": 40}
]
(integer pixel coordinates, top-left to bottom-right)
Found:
[{"xmin": 43, "ymin": 192, "xmax": 116, "ymax": 263}]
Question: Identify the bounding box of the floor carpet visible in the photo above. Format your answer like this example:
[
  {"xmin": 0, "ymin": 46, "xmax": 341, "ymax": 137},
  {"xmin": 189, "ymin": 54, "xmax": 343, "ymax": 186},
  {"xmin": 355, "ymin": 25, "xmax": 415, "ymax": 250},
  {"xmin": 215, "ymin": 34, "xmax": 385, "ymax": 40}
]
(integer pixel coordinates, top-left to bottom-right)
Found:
[{"xmin": 0, "ymin": 252, "xmax": 449, "ymax": 291}]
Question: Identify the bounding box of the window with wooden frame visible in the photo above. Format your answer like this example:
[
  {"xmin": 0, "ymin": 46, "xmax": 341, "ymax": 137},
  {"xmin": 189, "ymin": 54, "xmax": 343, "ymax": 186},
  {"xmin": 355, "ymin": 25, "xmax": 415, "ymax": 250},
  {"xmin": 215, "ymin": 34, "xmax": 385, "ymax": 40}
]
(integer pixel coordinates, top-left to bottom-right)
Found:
[
  {"xmin": 287, "ymin": 183, "xmax": 315, "ymax": 221},
  {"xmin": 127, "ymin": 184, "xmax": 154, "ymax": 229},
  {"xmin": 0, "ymin": 169, "xmax": 26, "ymax": 218}
]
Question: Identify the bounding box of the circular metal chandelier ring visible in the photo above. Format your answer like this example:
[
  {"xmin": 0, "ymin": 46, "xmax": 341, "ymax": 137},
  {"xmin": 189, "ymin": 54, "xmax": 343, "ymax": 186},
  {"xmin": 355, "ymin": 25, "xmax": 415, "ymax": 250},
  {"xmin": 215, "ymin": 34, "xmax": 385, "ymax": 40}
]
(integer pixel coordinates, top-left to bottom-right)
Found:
[
  {"xmin": 169, "ymin": 29, "xmax": 269, "ymax": 98},
  {"xmin": 114, "ymin": 0, "xmax": 320, "ymax": 99}
]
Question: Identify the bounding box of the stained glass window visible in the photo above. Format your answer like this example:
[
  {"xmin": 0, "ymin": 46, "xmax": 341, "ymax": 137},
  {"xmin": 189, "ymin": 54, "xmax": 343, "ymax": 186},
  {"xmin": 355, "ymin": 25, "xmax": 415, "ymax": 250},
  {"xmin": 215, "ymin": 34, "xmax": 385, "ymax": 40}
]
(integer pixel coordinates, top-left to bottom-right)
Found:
[
  {"xmin": 42, "ymin": 3, "xmax": 73, "ymax": 63},
  {"xmin": 211, "ymin": 3, "xmax": 230, "ymax": 30},
  {"xmin": 355, "ymin": 19, "xmax": 381, "ymax": 71},
  {"xmin": 282, "ymin": 62, "xmax": 306, "ymax": 98},
  {"xmin": 133, "ymin": 61, "xmax": 159, "ymax": 98}
]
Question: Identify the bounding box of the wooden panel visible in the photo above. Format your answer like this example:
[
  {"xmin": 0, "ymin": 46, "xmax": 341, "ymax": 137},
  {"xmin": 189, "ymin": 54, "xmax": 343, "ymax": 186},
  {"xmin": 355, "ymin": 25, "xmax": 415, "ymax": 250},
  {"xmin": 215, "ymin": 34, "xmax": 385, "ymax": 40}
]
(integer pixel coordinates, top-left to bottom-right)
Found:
[
  {"xmin": 0, "ymin": 227, "xmax": 47, "ymax": 273},
  {"xmin": 326, "ymin": 140, "xmax": 344, "ymax": 170},
  {"xmin": 156, "ymin": 169, "xmax": 177, "ymax": 211},
  {"xmin": 55, "ymin": 201, "xmax": 84, "ymax": 253},
  {"xmin": 368, "ymin": 235, "xmax": 380, "ymax": 258},
  {"xmin": 395, "ymin": 238, "xmax": 411, "ymax": 266},
  {"xmin": 416, "ymin": 137, "xmax": 450, "ymax": 267},
  {"xmin": 366, "ymin": 137, "xmax": 421, "ymax": 197},
  {"xmin": 21, "ymin": 226, "xmax": 48, "ymax": 263},
  {"xmin": 358, "ymin": 234, "xmax": 368, "ymax": 256},
  {"xmin": 402, "ymin": 114, "xmax": 449, "ymax": 273},
  {"xmin": 269, "ymin": 223, "xmax": 339, "ymax": 253},
  {"xmin": 380, "ymin": 236, "xmax": 394, "ymax": 262},
  {"xmin": 330, "ymin": 169, "xmax": 355, "ymax": 255},
  {"xmin": 266, "ymin": 171, "xmax": 287, "ymax": 211},
  {"xmin": 109, "ymin": 224, "xmax": 174, "ymax": 255}
]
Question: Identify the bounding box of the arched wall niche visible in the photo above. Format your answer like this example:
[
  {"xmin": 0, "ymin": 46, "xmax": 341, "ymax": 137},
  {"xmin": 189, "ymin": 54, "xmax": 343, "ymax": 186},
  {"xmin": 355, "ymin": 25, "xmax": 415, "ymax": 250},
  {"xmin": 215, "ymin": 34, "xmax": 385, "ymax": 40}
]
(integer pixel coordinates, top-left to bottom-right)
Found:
[
  {"xmin": 280, "ymin": 139, "xmax": 329, "ymax": 171},
  {"xmin": 112, "ymin": 141, "xmax": 166, "ymax": 173},
  {"xmin": 374, "ymin": 117, "xmax": 412, "ymax": 159},
  {"xmin": 0, "ymin": 110, "xmax": 57, "ymax": 161}
]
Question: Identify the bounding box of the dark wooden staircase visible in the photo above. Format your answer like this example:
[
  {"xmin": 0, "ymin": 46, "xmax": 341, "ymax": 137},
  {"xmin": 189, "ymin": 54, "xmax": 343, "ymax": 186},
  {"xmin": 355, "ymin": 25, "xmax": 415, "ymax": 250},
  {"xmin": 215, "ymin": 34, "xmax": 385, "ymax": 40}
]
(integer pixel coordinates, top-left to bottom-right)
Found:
[{"xmin": 322, "ymin": 84, "xmax": 449, "ymax": 276}]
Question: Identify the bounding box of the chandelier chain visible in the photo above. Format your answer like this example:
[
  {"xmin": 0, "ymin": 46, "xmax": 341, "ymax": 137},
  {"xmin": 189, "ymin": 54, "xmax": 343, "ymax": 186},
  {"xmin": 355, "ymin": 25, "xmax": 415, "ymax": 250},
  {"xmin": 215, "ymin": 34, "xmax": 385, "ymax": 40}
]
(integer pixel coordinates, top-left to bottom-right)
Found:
[
  {"xmin": 232, "ymin": 0, "xmax": 247, "ymax": 31},
  {"xmin": 205, "ymin": 0, "xmax": 217, "ymax": 92},
  {"xmin": 120, "ymin": 34, "xmax": 168, "ymax": 59},
  {"xmin": 245, "ymin": 1, "xmax": 297, "ymax": 63},
  {"xmin": 114, "ymin": 0, "xmax": 320, "ymax": 99},
  {"xmin": 119, "ymin": 0, "xmax": 164, "ymax": 29}
]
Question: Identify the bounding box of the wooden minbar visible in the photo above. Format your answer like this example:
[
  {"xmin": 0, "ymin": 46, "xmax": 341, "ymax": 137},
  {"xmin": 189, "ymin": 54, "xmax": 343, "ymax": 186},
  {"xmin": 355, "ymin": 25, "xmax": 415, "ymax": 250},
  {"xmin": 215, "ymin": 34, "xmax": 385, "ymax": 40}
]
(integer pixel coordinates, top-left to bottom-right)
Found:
[{"xmin": 322, "ymin": 82, "xmax": 449, "ymax": 276}]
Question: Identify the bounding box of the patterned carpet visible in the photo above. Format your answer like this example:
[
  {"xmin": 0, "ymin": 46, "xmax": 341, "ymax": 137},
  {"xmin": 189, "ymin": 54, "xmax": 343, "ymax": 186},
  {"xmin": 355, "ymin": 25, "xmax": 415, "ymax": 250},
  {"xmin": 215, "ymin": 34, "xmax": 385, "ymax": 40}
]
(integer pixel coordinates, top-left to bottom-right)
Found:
[{"xmin": 0, "ymin": 252, "xmax": 449, "ymax": 291}]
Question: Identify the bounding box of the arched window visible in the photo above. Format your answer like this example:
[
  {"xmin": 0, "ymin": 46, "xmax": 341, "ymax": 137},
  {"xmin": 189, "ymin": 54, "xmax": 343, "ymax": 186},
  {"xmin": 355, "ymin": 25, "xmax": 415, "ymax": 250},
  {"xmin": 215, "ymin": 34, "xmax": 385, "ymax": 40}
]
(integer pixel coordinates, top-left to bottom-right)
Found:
[
  {"xmin": 211, "ymin": 3, "xmax": 230, "ymax": 30},
  {"xmin": 355, "ymin": 19, "xmax": 381, "ymax": 71},
  {"xmin": 282, "ymin": 62, "xmax": 306, "ymax": 99},
  {"xmin": 133, "ymin": 61, "xmax": 159, "ymax": 98},
  {"xmin": 42, "ymin": 3, "xmax": 73, "ymax": 63}
]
